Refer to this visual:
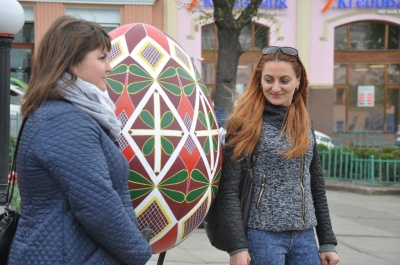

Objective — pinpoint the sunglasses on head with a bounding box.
[262,46,298,57]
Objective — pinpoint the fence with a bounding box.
[332,130,399,149]
[7,129,400,187]
[319,131,400,187]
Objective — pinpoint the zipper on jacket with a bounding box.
[300,156,305,228]
[256,175,267,209]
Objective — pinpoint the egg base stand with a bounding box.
[157,251,166,265]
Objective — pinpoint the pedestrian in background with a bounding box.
[8,16,152,265]
[217,46,340,265]
[214,103,228,146]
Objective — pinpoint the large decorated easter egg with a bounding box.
[106,23,222,254]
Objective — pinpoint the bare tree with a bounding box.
[182,0,265,114]
[212,0,264,114]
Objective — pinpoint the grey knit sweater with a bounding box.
[247,114,317,232]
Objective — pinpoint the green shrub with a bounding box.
[9,134,15,149]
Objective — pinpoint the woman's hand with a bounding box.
[230,250,251,265]
[320,251,340,265]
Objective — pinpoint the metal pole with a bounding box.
[0,36,13,202]
[157,251,166,265]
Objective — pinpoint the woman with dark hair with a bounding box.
[8,16,152,265]
[217,46,340,265]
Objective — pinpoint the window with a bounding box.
[388,64,400,84]
[10,48,32,84]
[13,23,34,43]
[334,64,346,84]
[201,22,269,98]
[388,25,400,49]
[254,24,268,50]
[350,22,384,50]
[334,22,399,51]
[102,25,119,33]
[201,64,215,84]
[11,22,35,83]
[201,23,269,51]
[334,25,347,51]
[66,8,120,28]
[334,21,400,133]
[202,25,216,50]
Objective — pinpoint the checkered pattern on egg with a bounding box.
[106,23,222,254]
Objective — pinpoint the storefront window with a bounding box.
[335,22,397,51]
[201,23,269,98]
[236,64,251,93]
[388,24,400,49]
[239,24,252,50]
[254,24,269,50]
[202,25,215,50]
[334,21,400,134]
[201,64,215,84]
[102,25,119,33]
[349,22,385,50]
[334,89,346,104]
[10,48,32,84]
[334,64,346,84]
[388,64,400,84]
[11,22,34,84]
[348,64,385,132]
[13,23,34,43]
[386,89,400,133]
[203,23,268,51]
[239,23,268,51]
[334,25,347,50]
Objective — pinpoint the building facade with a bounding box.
[13,0,165,84]
[176,0,400,141]
[13,0,400,140]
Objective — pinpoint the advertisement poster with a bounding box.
[357,85,375,107]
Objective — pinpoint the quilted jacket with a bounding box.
[8,101,152,265]
[217,104,337,255]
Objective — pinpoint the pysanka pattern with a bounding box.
[106,23,222,254]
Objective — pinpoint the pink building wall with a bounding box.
[310,1,400,85]
[175,0,400,85]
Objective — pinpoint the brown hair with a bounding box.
[21,16,111,117]
[225,50,311,160]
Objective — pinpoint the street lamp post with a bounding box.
[0,0,25,203]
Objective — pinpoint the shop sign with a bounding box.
[322,0,400,12]
[188,0,288,11]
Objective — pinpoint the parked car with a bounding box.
[10,79,26,138]
[314,130,334,149]
[10,84,24,114]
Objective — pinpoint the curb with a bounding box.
[325,180,400,196]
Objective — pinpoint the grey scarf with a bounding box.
[57,74,122,141]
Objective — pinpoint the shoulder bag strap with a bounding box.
[5,118,27,208]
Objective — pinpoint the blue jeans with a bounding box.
[248,228,321,265]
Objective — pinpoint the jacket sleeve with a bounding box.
[217,146,249,254]
[310,129,338,247]
[35,111,151,265]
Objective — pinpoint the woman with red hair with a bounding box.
[217,46,340,265]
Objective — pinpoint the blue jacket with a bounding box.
[9,101,152,265]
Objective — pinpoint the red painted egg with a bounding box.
[106,23,222,254]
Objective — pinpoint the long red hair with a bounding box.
[225,50,311,160]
